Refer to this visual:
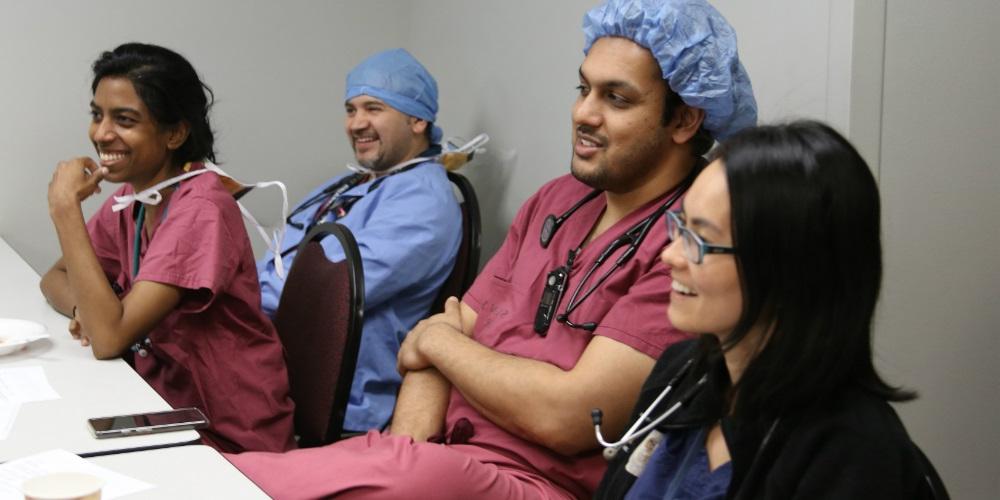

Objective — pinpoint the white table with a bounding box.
[0,237,94,362]
[89,446,269,499]
[0,237,199,461]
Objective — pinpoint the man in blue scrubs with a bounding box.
[257,48,461,433]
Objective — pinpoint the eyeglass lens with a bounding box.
[665,212,702,264]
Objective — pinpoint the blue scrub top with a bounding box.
[258,160,462,431]
[625,428,732,500]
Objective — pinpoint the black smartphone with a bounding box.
[87,407,209,439]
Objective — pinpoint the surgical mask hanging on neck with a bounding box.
[345,133,490,175]
[346,155,430,177]
[110,162,290,278]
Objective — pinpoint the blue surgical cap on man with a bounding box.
[582,0,757,140]
[345,48,442,144]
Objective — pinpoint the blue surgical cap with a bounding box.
[582,0,757,140]
[345,48,442,143]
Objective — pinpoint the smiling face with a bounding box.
[661,160,743,338]
[571,37,673,193]
[89,77,185,191]
[345,95,428,172]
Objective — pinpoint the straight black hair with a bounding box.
[712,120,914,420]
[91,43,216,166]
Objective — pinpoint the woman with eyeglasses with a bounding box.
[594,121,948,499]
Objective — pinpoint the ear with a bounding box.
[166,121,191,151]
[670,105,706,145]
[409,117,429,136]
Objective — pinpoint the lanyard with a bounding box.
[129,192,175,360]
[130,185,177,277]
[132,204,146,278]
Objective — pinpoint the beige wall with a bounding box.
[874,1,1000,497]
[1,0,994,495]
[408,0,854,259]
[0,0,410,271]
[0,1,850,271]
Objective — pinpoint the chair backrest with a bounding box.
[272,223,365,447]
[430,171,482,314]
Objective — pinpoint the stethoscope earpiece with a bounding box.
[591,408,604,426]
[592,408,623,459]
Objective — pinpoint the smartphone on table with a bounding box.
[87,407,209,439]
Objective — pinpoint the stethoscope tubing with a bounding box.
[279,161,433,256]
[593,357,708,456]
[553,172,696,328]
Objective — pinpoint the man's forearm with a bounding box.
[418,327,588,452]
[417,327,654,456]
[389,368,451,440]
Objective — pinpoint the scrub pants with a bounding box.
[226,430,575,499]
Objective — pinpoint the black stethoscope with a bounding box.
[533,173,694,336]
[279,162,425,257]
[284,172,369,232]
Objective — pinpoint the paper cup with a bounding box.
[21,472,103,500]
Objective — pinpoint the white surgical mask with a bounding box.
[345,133,490,175]
[110,162,290,278]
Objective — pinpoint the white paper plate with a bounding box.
[0,318,49,355]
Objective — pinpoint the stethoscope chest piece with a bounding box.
[540,214,559,248]
[539,189,602,249]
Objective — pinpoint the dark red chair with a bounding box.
[429,171,482,314]
[273,222,364,447]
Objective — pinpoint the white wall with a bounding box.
[0,0,849,270]
[0,0,409,271]
[4,1,991,495]
[409,0,853,258]
[874,1,1000,497]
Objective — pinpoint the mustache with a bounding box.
[575,125,606,146]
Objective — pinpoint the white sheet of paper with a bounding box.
[0,449,154,500]
[0,366,60,403]
[0,400,18,440]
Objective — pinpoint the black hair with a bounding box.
[91,43,216,166]
[661,82,713,157]
[712,120,914,420]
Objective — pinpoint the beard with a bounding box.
[353,145,397,172]
[357,155,386,171]
[570,132,666,194]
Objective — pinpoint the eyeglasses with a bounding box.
[664,210,736,264]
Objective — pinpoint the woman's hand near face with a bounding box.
[48,157,106,214]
